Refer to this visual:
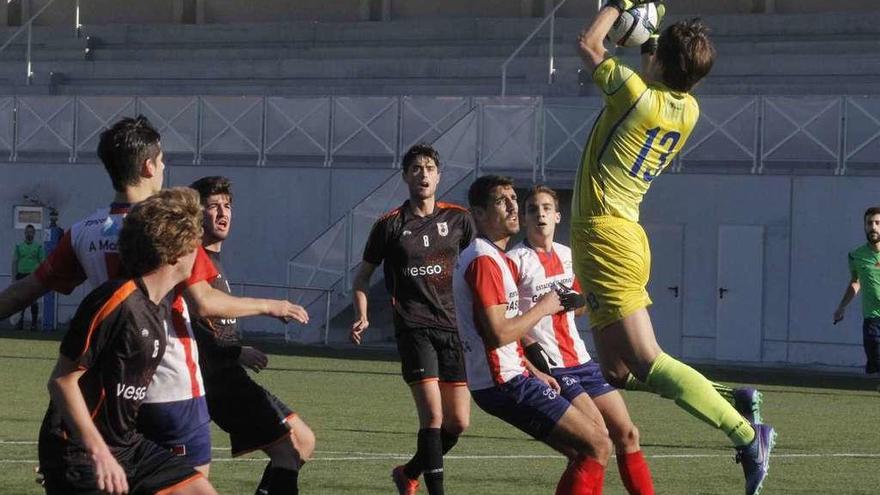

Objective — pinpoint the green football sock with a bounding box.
[645,353,755,447]
[626,373,735,402]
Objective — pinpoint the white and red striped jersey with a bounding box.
[35,204,129,294]
[144,291,207,403]
[35,203,214,403]
[453,237,527,390]
[507,241,591,368]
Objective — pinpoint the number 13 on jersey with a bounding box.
[629,127,681,182]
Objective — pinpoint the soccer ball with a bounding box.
[607,3,660,48]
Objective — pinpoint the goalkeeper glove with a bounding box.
[553,282,587,313]
[605,0,658,13]
[524,342,556,375]
[641,3,665,54]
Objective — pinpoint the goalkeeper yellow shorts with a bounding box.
[571,215,652,330]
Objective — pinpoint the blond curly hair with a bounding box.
[119,187,203,277]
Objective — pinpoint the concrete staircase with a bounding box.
[0,11,878,96]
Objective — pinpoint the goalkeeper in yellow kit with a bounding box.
[573,2,776,494]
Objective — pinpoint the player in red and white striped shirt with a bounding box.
[453,175,611,495]
[508,185,654,495]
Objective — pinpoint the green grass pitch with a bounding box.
[1,332,878,494]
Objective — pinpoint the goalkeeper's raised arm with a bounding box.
[577,1,665,75]
[576,3,623,72]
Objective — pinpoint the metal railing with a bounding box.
[0,0,82,85]
[286,101,481,341]
[0,94,874,176]
[501,1,610,96]
[229,282,334,345]
[501,0,571,96]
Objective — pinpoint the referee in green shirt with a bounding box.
[834,207,880,376]
[11,224,44,330]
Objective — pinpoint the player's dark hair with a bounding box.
[524,185,559,211]
[864,207,880,220]
[468,175,515,209]
[190,176,233,204]
[656,18,715,93]
[97,115,161,192]
[24,224,35,232]
[401,143,441,173]
[119,188,203,277]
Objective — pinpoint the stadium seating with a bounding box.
[0,11,878,96]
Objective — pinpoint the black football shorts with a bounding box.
[396,327,466,385]
[41,438,200,495]
[205,366,296,456]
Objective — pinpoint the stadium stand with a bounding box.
[0,10,877,96]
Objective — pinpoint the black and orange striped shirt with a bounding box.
[363,200,475,332]
[192,249,243,377]
[38,278,169,466]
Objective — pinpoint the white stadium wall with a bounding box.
[0,162,395,323]
[554,175,867,371]
[0,163,874,371]
[166,165,396,287]
[639,174,871,371]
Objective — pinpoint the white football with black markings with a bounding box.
[607,3,660,48]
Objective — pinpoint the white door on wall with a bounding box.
[716,225,764,361]
[644,223,684,356]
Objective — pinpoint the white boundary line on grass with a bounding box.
[3,441,879,461]
[1,450,879,464]
[4,440,880,461]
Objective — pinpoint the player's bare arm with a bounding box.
[0,274,50,319]
[47,356,129,495]
[350,261,378,344]
[577,4,622,72]
[474,291,563,348]
[833,274,860,324]
[184,280,309,324]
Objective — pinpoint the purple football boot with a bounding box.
[736,423,777,495]
[733,387,763,424]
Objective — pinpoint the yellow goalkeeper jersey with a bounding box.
[573,57,699,223]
